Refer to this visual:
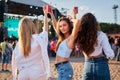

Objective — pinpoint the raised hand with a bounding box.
[43,6,48,16]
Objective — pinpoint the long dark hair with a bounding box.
[76,13,100,55]
[55,17,73,51]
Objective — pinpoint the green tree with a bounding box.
[100,23,120,34]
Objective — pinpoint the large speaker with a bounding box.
[0,1,4,22]
[0,13,4,22]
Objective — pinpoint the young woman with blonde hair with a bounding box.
[49,9,81,80]
[12,7,51,80]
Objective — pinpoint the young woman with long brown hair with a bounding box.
[76,13,114,80]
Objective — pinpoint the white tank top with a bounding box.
[57,40,72,58]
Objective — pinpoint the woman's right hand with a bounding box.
[43,6,48,16]
[43,6,48,31]
[47,8,55,20]
[48,8,54,16]
[72,8,77,19]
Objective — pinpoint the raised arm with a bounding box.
[43,6,48,32]
[70,9,81,41]
[71,18,81,40]
[73,8,77,19]
[49,10,58,33]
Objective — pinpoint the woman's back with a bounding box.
[12,31,50,80]
[12,7,51,80]
[87,31,114,59]
[14,38,42,66]
[13,35,47,79]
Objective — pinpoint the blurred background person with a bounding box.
[0,37,11,72]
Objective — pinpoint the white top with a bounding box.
[87,31,114,59]
[57,40,72,58]
[12,31,51,80]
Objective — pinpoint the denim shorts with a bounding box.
[2,52,9,64]
[82,57,110,80]
[55,61,73,80]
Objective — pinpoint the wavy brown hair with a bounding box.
[76,13,100,55]
[55,17,73,51]
[18,17,37,57]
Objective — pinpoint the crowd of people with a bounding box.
[108,36,120,61]
[0,37,17,72]
[0,5,119,80]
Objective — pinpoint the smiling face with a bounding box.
[57,17,73,40]
[56,17,73,51]
[59,20,70,35]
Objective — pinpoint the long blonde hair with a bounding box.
[55,17,73,51]
[18,17,37,57]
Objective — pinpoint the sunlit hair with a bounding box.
[55,17,73,51]
[18,17,37,57]
[76,13,100,55]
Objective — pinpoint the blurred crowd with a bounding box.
[0,37,18,72]
[108,36,120,61]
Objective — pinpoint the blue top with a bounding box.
[57,40,72,58]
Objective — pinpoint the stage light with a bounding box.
[30,5,33,8]
[36,7,38,9]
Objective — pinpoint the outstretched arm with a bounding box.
[70,9,81,41]
[71,19,81,40]
[43,6,48,32]
[49,10,58,33]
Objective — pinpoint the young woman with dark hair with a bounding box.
[76,13,114,80]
